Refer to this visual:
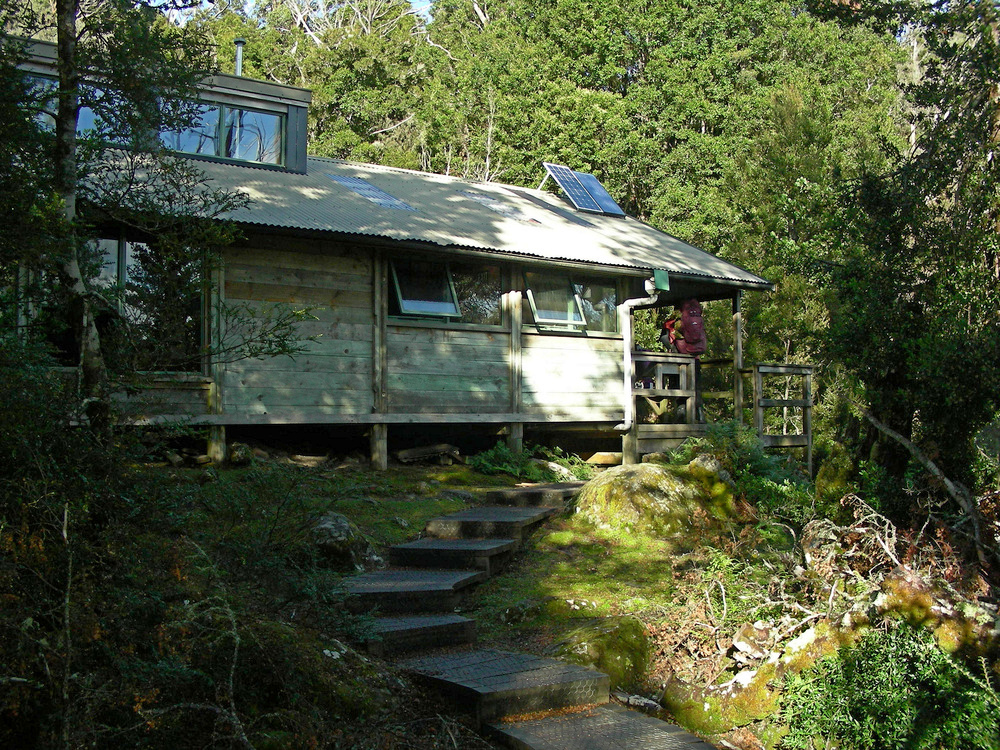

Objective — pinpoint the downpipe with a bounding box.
[614,282,663,432]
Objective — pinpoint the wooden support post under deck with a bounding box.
[371,252,389,470]
[622,428,638,465]
[733,291,744,424]
[207,426,227,463]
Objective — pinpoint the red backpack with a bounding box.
[660,298,706,356]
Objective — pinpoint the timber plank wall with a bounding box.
[164,236,631,428]
[221,239,375,419]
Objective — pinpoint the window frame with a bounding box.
[164,101,285,167]
[523,270,588,331]
[390,258,463,319]
[25,73,287,167]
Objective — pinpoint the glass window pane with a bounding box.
[525,271,583,325]
[452,262,502,325]
[26,75,57,130]
[91,238,120,288]
[161,104,220,156]
[223,107,282,164]
[574,277,617,332]
[392,259,460,316]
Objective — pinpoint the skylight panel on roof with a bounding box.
[461,190,540,224]
[326,174,416,211]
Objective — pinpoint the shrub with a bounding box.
[781,623,1000,750]
[469,441,593,481]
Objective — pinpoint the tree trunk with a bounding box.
[56,0,110,432]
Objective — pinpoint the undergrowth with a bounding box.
[468,441,593,481]
[782,623,1000,750]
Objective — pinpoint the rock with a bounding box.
[575,463,734,537]
[312,512,384,571]
[228,442,254,466]
[529,458,576,481]
[500,596,555,624]
[687,454,735,490]
[549,616,650,691]
[252,446,270,460]
[291,454,328,467]
[640,452,671,463]
[193,454,212,465]
[165,451,184,467]
[612,690,661,712]
[441,489,475,503]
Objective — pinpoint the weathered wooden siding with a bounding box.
[385,326,511,414]
[221,243,375,418]
[520,333,623,420]
[114,375,213,419]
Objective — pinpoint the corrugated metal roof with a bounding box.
[194,156,770,289]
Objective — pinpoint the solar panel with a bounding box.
[326,174,416,212]
[574,171,626,217]
[543,162,603,213]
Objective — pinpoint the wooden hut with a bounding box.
[23,40,814,468]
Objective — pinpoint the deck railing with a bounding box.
[625,353,813,469]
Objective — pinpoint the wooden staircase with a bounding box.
[343,482,717,749]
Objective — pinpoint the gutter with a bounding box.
[614,279,664,432]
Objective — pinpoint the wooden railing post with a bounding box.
[732,292,744,424]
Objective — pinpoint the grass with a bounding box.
[465,512,685,650]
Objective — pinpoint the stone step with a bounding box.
[344,569,487,614]
[400,649,609,725]
[389,538,518,576]
[487,703,717,750]
[424,506,559,541]
[484,482,586,508]
[365,614,477,657]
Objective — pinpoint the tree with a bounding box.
[824,1,1000,489]
[4,0,312,430]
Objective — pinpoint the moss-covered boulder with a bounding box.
[549,616,651,691]
[574,462,735,537]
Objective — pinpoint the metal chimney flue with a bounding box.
[234,37,246,77]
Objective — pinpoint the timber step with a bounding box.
[343,569,487,614]
[488,703,718,750]
[400,648,610,725]
[366,614,476,657]
[484,482,586,508]
[388,537,518,575]
[424,506,559,541]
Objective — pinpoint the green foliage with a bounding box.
[673,421,797,484]
[468,441,592,481]
[781,624,1000,750]
[669,421,829,526]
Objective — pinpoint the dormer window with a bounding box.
[161,103,283,166]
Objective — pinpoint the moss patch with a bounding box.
[549,616,651,691]
[574,463,735,538]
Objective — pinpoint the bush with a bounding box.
[670,421,820,524]
[781,624,1000,750]
[468,441,592,481]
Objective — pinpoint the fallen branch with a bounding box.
[861,408,993,568]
